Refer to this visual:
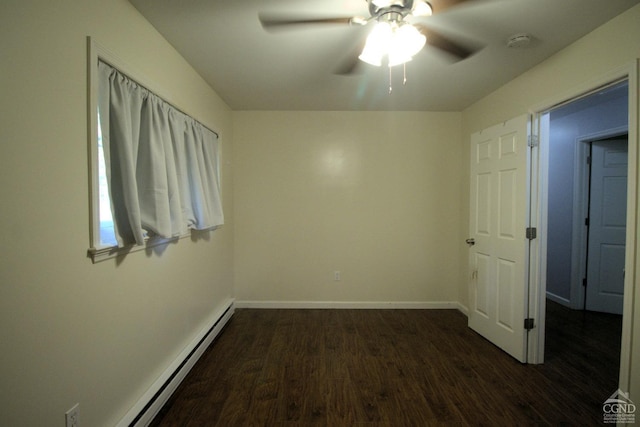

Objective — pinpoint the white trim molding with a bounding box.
[234,300,460,310]
[545,291,571,308]
[456,302,469,316]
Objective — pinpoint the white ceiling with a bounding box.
[129,0,640,111]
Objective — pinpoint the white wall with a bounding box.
[233,111,465,306]
[0,1,233,425]
[462,3,640,399]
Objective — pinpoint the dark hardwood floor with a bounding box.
[150,302,622,426]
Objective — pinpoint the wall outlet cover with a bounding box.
[65,403,79,427]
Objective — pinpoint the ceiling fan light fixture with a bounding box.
[371,0,402,9]
[412,0,433,17]
[392,23,426,59]
[358,47,383,66]
[350,16,369,26]
[360,20,426,67]
[388,51,413,67]
[359,21,392,66]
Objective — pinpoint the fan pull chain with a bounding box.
[388,64,409,95]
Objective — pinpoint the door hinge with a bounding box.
[528,135,539,147]
[524,318,535,330]
[582,278,587,288]
[585,217,590,227]
[526,227,537,240]
[587,155,591,165]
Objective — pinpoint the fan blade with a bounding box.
[334,37,367,75]
[259,14,354,30]
[428,0,483,14]
[334,55,362,75]
[415,24,479,60]
[333,56,362,76]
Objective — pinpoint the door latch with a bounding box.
[465,238,475,246]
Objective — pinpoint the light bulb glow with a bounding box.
[392,23,426,58]
[358,21,392,66]
[359,21,426,67]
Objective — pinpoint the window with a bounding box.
[88,39,223,262]
[97,114,118,247]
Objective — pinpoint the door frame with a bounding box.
[527,60,638,395]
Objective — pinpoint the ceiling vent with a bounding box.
[507,33,532,48]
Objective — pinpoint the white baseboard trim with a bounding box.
[456,302,469,316]
[546,291,572,308]
[117,298,235,427]
[235,300,460,310]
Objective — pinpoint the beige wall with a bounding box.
[2,0,640,424]
[461,4,640,398]
[233,111,465,305]
[0,1,233,426]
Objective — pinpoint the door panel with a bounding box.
[499,168,517,238]
[475,252,490,316]
[497,258,516,330]
[476,173,491,235]
[469,115,530,363]
[586,138,627,314]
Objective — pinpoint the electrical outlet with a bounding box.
[65,403,79,427]
[334,271,341,281]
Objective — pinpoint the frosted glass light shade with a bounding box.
[358,22,392,66]
[388,23,426,66]
[412,0,433,17]
[359,21,426,67]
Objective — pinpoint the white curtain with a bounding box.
[98,61,223,247]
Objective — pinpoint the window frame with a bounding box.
[86,37,222,263]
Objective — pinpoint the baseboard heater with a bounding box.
[117,298,235,427]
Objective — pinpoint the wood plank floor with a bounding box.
[150,302,622,426]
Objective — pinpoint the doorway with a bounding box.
[465,68,637,399]
[538,80,628,392]
[544,81,629,312]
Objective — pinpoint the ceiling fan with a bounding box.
[259,0,483,74]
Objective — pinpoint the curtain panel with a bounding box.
[98,61,223,247]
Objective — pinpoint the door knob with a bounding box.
[465,238,475,246]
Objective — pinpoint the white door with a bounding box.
[468,115,530,363]
[586,138,628,314]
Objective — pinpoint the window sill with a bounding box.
[87,226,222,263]
[87,235,179,263]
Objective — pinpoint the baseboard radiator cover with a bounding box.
[117,298,235,427]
